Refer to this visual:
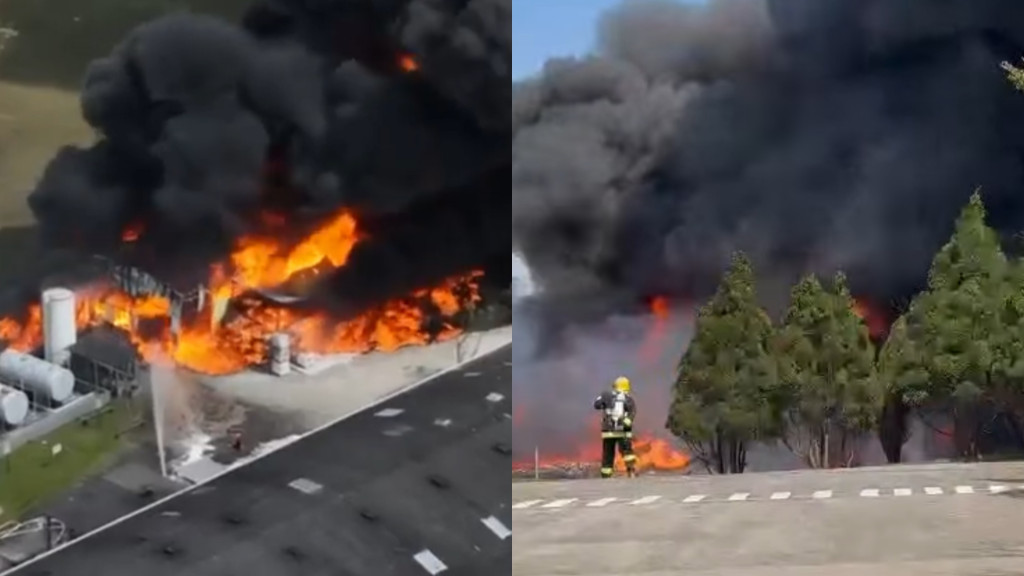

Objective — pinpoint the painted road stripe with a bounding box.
[955,486,974,495]
[630,496,662,506]
[989,485,1009,494]
[512,500,543,509]
[541,499,577,509]
[860,489,880,498]
[812,490,833,499]
[587,498,618,508]
[727,493,750,502]
[924,487,943,495]
[770,492,791,500]
[893,488,912,497]
[481,516,511,540]
[683,495,707,503]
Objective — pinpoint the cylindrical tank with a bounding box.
[42,288,77,366]
[268,333,291,376]
[0,384,28,426]
[0,350,74,404]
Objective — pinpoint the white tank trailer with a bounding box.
[0,383,28,427]
[0,350,74,404]
[268,332,291,376]
[42,287,77,366]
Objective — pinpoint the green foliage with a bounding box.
[775,273,881,467]
[890,192,1007,409]
[666,253,779,473]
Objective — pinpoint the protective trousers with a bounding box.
[600,435,637,478]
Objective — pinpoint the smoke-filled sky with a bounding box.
[513,0,1024,317]
[27,0,510,311]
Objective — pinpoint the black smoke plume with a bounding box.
[28,0,510,309]
[513,0,1024,318]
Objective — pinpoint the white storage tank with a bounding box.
[42,287,77,366]
[0,350,74,404]
[268,333,291,376]
[0,384,28,427]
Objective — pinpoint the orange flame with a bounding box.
[0,210,481,375]
[852,298,889,340]
[399,55,419,72]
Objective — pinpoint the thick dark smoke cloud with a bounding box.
[513,0,1024,315]
[28,0,510,303]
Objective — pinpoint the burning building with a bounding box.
[0,0,510,376]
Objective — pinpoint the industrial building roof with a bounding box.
[16,345,511,576]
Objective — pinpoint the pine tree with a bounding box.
[666,253,779,474]
[775,273,881,468]
[892,191,1007,458]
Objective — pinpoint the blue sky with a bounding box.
[512,0,626,79]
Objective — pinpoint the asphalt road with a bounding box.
[513,462,1024,575]
[13,345,511,575]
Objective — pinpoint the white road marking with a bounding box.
[859,489,880,498]
[893,488,912,497]
[413,549,448,574]
[512,500,543,509]
[485,392,504,402]
[812,490,833,499]
[541,499,578,509]
[924,487,943,496]
[481,516,511,540]
[989,485,1009,494]
[683,495,706,503]
[288,478,324,495]
[727,493,750,502]
[955,486,975,495]
[586,498,618,507]
[375,408,404,418]
[770,492,791,500]
[630,496,662,506]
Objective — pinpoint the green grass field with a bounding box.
[0,403,136,522]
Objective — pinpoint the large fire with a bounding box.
[0,210,481,375]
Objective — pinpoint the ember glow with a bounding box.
[0,210,481,375]
[852,299,890,340]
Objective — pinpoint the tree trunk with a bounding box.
[878,392,908,463]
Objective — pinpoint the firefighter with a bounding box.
[594,376,638,478]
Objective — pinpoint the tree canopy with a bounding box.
[666,253,779,474]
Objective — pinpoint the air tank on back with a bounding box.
[0,383,28,426]
[42,287,76,366]
[0,350,74,404]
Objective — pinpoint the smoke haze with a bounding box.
[513,0,1024,315]
[27,0,510,310]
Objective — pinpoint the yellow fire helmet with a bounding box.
[613,376,631,393]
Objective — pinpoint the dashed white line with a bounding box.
[683,495,707,503]
[859,489,880,498]
[924,487,943,496]
[812,490,833,499]
[770,492,791,500]
[541,499,578,509]
[989,485,1009,494]
[481,516,511,540]
[727,493,750,502]
[587,498,618,508]
[512,500,543,509]
[893,488,912,497]
[375,408,404,418]
[413,549,448,574]
[955,486,975,495]
[630,496,662,506]
[485,392,504,402]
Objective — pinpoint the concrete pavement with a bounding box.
[513,462,1024,575]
